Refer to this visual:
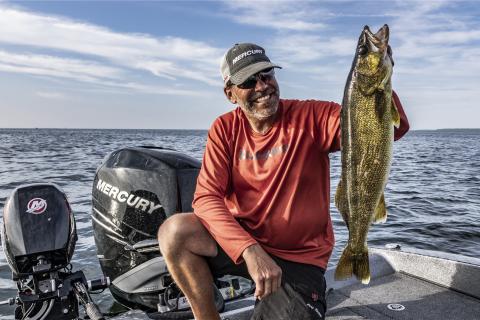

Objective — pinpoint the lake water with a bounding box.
[1,128,479,318]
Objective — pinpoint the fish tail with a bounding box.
[353,246,371,284]
[335,245,354,281]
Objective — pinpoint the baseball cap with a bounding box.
[220,43,281,86]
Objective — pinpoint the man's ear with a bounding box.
[224,86,237,104]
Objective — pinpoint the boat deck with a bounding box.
[219,246,480,320]
[326,271,480,319]
[220,272,480,320]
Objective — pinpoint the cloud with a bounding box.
[388,1,480,88]
[0,4,223,88]
[221,0,326,31]
[0,50,124,81]
[0,49,208,97]
[36,91,66,99]
[102,81,209,96]
[270,34,355,65]
[266,1,480,94]
[423,30,480,45]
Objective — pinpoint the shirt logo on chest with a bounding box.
[238,144,289,161]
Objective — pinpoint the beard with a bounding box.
[241,89,280,121]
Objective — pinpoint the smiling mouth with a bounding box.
[255,94,271,103]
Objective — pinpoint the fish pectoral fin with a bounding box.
[378,63,393,91]
[391,98,400,128]
[335,180,350,230]
[373,193,388,223]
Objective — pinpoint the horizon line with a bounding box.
[1,127,480,131]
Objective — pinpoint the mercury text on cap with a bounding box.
[232,49,263,65]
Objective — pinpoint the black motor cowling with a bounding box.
[0,184,102,320]
[91,146,201,311]
[2,183,77,278]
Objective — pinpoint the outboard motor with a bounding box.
[1,183,107,320]
[91,146,227,318]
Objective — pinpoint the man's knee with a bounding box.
[158,213,191,253]
[158,213,217,258]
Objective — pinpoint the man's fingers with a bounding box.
[254,277,264,299]
[263,276,272,298]
[257,269,282,299]
[271,275,280,294]
[270,269,281,295]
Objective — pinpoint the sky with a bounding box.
[0,0,479,130]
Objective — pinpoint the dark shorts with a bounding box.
[208,245,327,319]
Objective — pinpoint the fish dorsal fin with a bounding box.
[391,97,400,128]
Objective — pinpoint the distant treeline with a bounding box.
[413,128,480,134]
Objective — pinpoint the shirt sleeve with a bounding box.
[192,118,257,264]
[392,90,410,141]
[311,100,342,153]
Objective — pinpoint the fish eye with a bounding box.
[358,46,368,55]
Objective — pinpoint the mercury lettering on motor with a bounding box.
[96,179,162,214]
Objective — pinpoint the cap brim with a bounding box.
[229,61,281,85]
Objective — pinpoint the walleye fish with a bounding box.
[334,24,400,284]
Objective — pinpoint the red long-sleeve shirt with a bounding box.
[193,92,409,269]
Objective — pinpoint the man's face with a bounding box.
[225,68,280,121]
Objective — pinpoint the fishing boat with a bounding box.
[4,146,478,319]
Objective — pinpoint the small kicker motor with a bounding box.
[1,183,109,320]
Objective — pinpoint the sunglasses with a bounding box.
[236,68,275,89]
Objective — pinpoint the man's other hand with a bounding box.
[242,244,282,300]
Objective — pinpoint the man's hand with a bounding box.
[242,244,282,300]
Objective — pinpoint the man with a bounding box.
[158,43,409,319]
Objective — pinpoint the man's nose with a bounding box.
[254,76,268,91]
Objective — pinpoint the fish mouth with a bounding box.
[365,24,389,43]
[360,24,389,53]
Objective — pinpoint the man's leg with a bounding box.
[157,212,220,320]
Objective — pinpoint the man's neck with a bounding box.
[244,112,279,134]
